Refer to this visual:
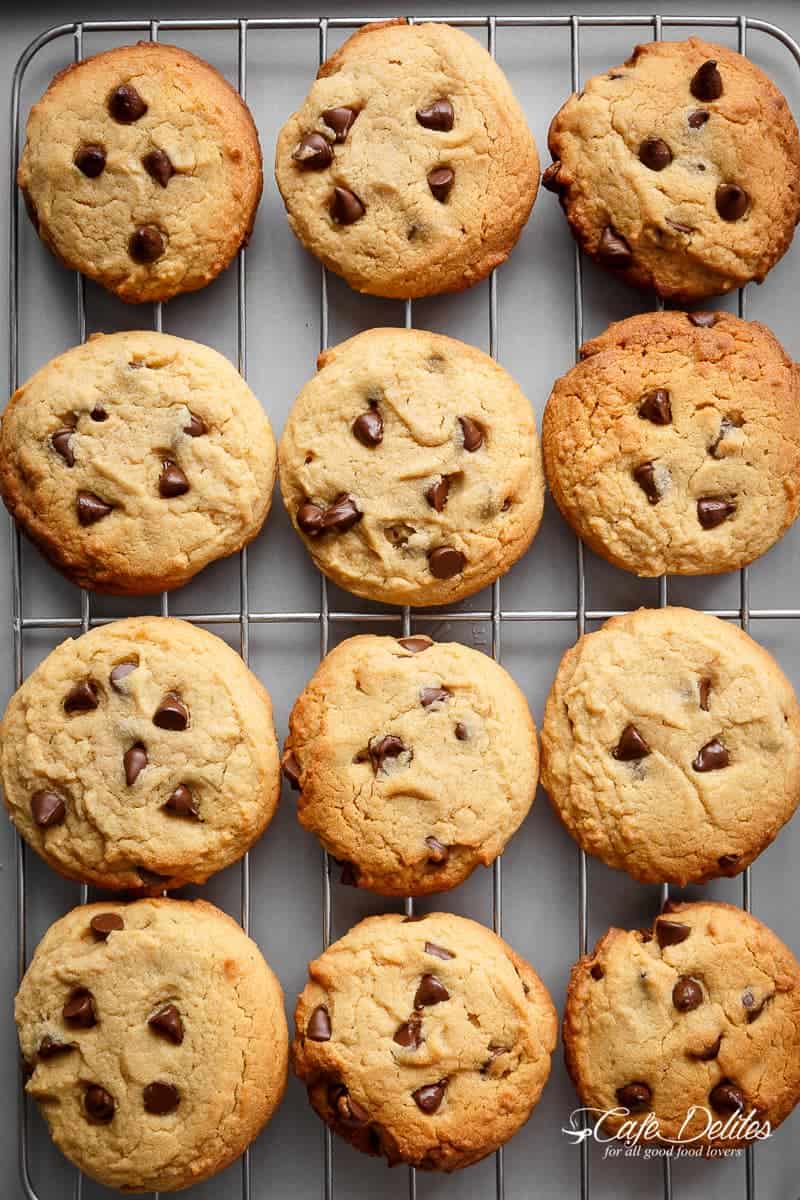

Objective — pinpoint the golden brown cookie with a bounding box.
[292,912,557,1169]
[18,41,262,302]
[275,19,539,298]
[545,38,800,301]
[16,898,288,1192]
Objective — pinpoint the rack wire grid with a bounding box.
[8,10,800,1200]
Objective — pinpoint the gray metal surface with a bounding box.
[2,5,799,1199]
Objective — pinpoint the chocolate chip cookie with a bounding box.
[275,19,539,298]
[541,607,800,885]
[0,616,281,890]
[292,911,556,1169]
[283,634,538,895]
[278,327,544,606]
[545,38,800,301]
[542,311,800,577]
[16,898,288,1191]
[564,901,800,1147]
[18,41,262,303]
[0,330,276,594]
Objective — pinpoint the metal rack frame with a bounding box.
[9,11,800,1200]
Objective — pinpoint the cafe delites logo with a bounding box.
[562,1101,773,1161]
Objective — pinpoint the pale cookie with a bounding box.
[275,19,539,298]
[541,607,800,885]
[0,617,280,891]
[279,327,544,606]
[564,901,800,1147]
[542,310,800,577]
[16,898,288,1192]
[292,912,556,1169]
[0,330,276,594]
[19,41,262,303]
[283,633,538,895]
[545,38,800,301]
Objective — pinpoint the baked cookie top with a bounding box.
[545,38,800,301]
[0,617,280,890]
[0,330,276,594]
[564,901,800,1147]
[18,41,263,303]
[292,912,557,1170]
[278,327,544,606]
[283,634,538,895]
[16,898,288,1192]
[274,19,539,298]
[541,607,800,885]
[542,310,800,577]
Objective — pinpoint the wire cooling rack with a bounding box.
[9,11,800,1200]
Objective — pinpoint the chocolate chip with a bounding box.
[85,1084,115,1122]
[368,734,408,773]
[416,99,454,131]
[51,428,75,466]
[153,694,189,731]
[692,1034,723,1061]
[413,1080,446,1114]
[328,1084,368,1126]
[138,867,170,886]
[690,60,723,102]
[428,546,465,579]
[110,661,137,691]
[428,167,454,201]
[414,974,449,1008]
[710,1081,744,1115]
[143,1081,180,1115]
[330,186,365,225]
[129,225,165,263]
[91,406,108,422]
[639,138,672,171]
[64,680,99,713]
[308,1005,332,1041]
[141,148,174,188]
[420,686,450,709]
[425,476,449,512]
[321,494,362,533]
[108,83,147,123]
[339,861,358,886]
[613,724,650,761]
[692,738,729,772]
[297,502,326,535]
[163,784,199,819]
[425,835,449,865]
[699,678,711,711]
[322,107,358,142]
[590,963,604,980]
[616,1082,651,1112]
[124,743,148,786]
[542,161,562,192]
[31,790,66,828]
[718,853,740,870]
[90,913,123,940]
[652,916,690,945]
[394,1013,423,1048]
[633,462,661,504]
[292,132,333,169]
[74,144,106,178]
[598,226,632,268]
[159,460,190,498]
[454,722,468,741]
[716,184,749,222]
[459,416,483,452]
[697,497,736,529]
[184,412,206,437]
[689,311,718,327]
[63,988,96,1028]
[353,408,383,447]
[38,1035,74,1059]
[667,218,694,235]
[398,636,433,654]
[77,491,113,525]
[673,976,703,1012]
[148,1003,184,1044]
[424,942,454,960]
[282,752,301,791]
[688,109,710,129]
[638,389,671,425]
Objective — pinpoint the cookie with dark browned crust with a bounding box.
[545,38,800,301]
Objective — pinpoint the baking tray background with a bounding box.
[3,6,800,1199]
